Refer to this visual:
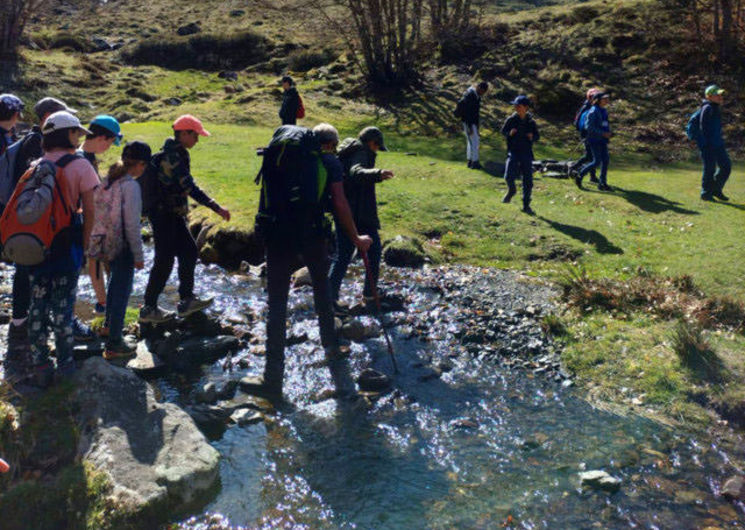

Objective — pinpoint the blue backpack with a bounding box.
[0,139,22,207]
[578,110,591,135]
[686,105,706,142]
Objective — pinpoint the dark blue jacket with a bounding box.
[501,112,540,157]
[459,87,481,127]
[699,101,724,149]
[279,87,300,125]
[586,105,610,143]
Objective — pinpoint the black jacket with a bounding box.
[279,87,300,125]
[501,112,540,156]
[459,87,481,127]
[339,139,383,230]
[13,125,43,187]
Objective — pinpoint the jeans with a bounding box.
[144,211,197,307]
[329,224,382,302]
[580,141,610,185]
[700,145,731,197]
[12,265,30,320]
[105,249,135,345]
[28,268,79,368]
[572,140,596,178]
[504,152,534,207]
[463,123,480,162]
[264,235,337,385]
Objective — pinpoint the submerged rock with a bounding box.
[176,336,240,365]
[74,358,219,517]
[357,368,391,392]
[579,470,622,493]
[341,319,380,342]
[231,409,263,427]
[722,475,745,501]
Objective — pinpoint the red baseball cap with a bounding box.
[173,114,211,137]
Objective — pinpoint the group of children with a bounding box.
[0,93,229,388]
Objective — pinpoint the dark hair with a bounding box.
[86,123,116,140]
[0,108,18,121]
[477,81,489,91]
[42,128,76,151]
[281,75,294,85]
[174,129,195,141]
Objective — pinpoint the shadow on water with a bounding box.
[613,186,700,215]
[539,215,624,255]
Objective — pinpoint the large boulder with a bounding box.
[383,235,426,268]
[74,358,220,518]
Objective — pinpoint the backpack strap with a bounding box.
[56,153,84,168]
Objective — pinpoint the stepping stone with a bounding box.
[127,342,166,378]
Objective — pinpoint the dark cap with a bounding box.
[511,95,532,107]
[593,91,610,102]
[34,97,76,120]
[0,94,25,118]
[122,141,152,163]
[359,126,387,151]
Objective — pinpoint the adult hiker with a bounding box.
[576,92,613,191]
[456,81,488,169]
[139,114,231,323]
[89,141,150,360]
[79,114,123,317]
[696,85,731,201]
[329,126,393,309]
[6,111,99,387]
[242,123,372,398]
[500,95,540,215]
[5,97,75,367]
[279,76,303,126]
[570,88,600,184]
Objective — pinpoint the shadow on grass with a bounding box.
[714,201,745,212]
[613,186,699,215]
[538,216,624,255]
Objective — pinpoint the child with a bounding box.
[26,111,99,387]
[571,88,600,186]
[501,95,540,215]
[577,92,613,191]
[96,142,149,359]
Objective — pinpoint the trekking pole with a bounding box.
[360,250,399,374]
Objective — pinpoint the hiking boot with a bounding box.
[502,190,515,204]
[139,305,176,324]
[598,183,613,192]
[574,174,584,189]
[701,194,714,201]
[30,362,55,389]
[470,161,483,170]
[73,317,96,342]
[589,175,600,184]
[177,296,214,318]
[103,340,137,361]
[467,161,473,169]
[239,375,282,398]
[522,205,536,215]
[94,303,107,315]
[714,191,730,201]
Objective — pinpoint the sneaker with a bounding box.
[30,362,55,389]
[574,174,584,189]
[73,317,96,342]
[470,161,483,170]
[598,183,613,192]
[467,161,473,169]
[103,340,137,361]
[589,175,600,184]
[701,194,714,201]
[502,191,515,204]
[177,296,214,318]
[239,375,282,398]
[94,303,107,315]
[139,305,176,324]
[714,191,730,201]
[522,206,536,215]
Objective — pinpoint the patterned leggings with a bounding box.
[28,269,79,368]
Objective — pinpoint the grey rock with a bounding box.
[579,470,622,493]
[341,319,380,342]
[74,358,219,515]
[230,9,246,16]
[292,266,312,287]
[177,22,201,36]
[177,336,240,365]
[126,343,165,377]
[90,37,113,52]
[357,368,391,392]
[722,475,745,501]
[217,380,239,400]
[218,71,239,81]
[195,382,218,404]
[231,409,263,427]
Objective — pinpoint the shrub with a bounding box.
[541,314,568,337]
[48,32,92,53]
[569,6,600,24]
[670,320,725,381]
[123,31,271,71]
[287,48,337,72]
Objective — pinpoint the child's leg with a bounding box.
[88,259,107,308]
[49,270,79,369]
[521,157,534,207]
[28,271,53,367]
[107,251,135,345]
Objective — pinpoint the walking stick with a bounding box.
[360,250,399,374]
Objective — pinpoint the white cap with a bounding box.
[42,111,92,136]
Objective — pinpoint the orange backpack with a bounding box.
[0,154,78,266]
[296,94,306,120]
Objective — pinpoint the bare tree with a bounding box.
[0,0,47,59]
[429,0,472,38]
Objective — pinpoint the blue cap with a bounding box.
[511,95,532,107]
[0,94,25,116]
[90,114,123,146]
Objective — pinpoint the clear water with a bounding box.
[19,250,745,528]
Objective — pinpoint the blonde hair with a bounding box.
[313,123,339,145]
[107,157,140,184]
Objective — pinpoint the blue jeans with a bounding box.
[329,224,382,301]
[700,145,731,197]
[580,141,609,185]
[572,140,596,178]
[504,152,534,207]
[105,249,135,345]
[28,268,79,368]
